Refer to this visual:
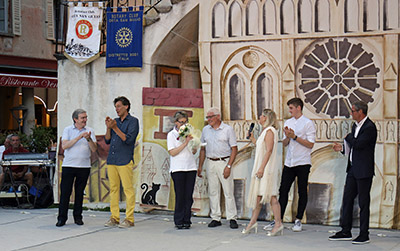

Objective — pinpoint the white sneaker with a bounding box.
[292,219,302,232]
[263,221,275,231]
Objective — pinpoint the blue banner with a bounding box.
[106,7,143,70]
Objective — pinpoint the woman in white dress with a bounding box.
[242,109,283,236]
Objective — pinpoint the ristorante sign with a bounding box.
[0,74,57,88]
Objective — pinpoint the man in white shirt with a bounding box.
[56,109,97,227]
[198,107,239,229]
[266,98,315,232]
[0,134,12,161]
[0,135,12,176]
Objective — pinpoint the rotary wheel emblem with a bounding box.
[298,38,380,118]
[115,27,133,48]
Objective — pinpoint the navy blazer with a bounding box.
[345,117,377,179]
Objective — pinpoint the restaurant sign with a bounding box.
[0,74,57,88]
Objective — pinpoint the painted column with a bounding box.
[281,38,296,222]
[380,34,398,228]
[22,87,35,136]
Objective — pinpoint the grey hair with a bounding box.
[174,111,189,122]
[207,107,221,116]
[6,134,13,140]
[353,101,368,115]
[72,109,87,123]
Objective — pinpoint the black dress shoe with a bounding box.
[183,223,191,229]
[208,220,222,227]
[328,231,352,241]
[352,235,370,244]
[56,220,66,227]
[230,219,238,229]
[74,219,84,225]
[175,224,184,229]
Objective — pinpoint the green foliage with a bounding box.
[26,126,57,153]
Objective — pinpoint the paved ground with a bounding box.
[0,208,399,251]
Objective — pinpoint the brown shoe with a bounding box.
[104,218,119,227]
[119,219,135,228]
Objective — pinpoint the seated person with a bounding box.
[0,134,12,160]
[0,135,33,188]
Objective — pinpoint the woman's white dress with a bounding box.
[247,126,281,209]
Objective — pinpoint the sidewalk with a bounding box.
[0,208,399,251]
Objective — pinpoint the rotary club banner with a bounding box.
[64,4,103,66]
[106,7,143,71]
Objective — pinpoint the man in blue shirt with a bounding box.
[104,96,139,228]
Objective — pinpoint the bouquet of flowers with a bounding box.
[177,123,202,153]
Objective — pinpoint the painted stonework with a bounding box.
[56,0,400,229]
[199,0,399,228]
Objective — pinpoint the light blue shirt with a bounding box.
[200,122,237,158]
[62,125,96,168]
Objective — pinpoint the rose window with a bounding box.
[298,38,380,118]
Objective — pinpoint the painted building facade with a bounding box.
[57,0,400,229]
[0,0,58,133]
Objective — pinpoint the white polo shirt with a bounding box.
[62,125,96,168]
[200,122,237,158]
[167,128,197,173]
[284,115,316,167]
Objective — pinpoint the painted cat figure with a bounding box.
[141,182,160,205]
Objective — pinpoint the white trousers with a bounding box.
[206,159,237,221]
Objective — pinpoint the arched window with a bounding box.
[212,2,225,38]
[384,0,398,30]
[246,0,259,35]
[345,0,359,32]
[256,73,272,116]
[281,0,295,34]
[263,0,276,34]
[315,0,330,32]
[364,0,379,31]
[230,74,245,120]
[298,0,312,33]
[229,1,242,37]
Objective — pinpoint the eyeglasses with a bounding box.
[206,115,217,119]
[177,120,187,124]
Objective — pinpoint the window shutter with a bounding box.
[46,0,54,40]
[12,0,21,35]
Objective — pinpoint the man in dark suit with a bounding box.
[329,101,377,245]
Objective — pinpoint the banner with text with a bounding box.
[64,5,103,67]
[0,74,57,88]
[106,7,143,71]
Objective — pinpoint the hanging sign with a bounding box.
[106,6,143,71]
[64,4,103,66]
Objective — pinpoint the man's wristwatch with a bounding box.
[293,135,298,141]
[226,164,231,169]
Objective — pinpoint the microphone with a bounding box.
[246,123,255,139]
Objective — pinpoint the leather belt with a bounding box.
[207,156,230,161]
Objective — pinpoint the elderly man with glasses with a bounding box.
[198,107,239,229]
[330,101,377,245]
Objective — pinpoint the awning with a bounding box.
[0,73,57,88]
